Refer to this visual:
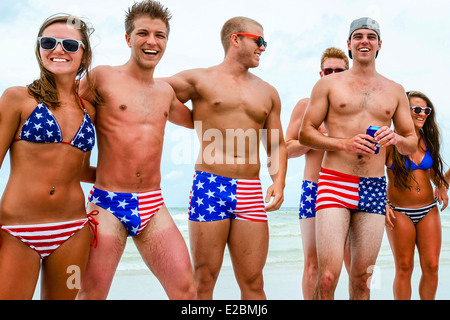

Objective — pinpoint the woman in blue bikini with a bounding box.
[0,14,98,299]
[385,91,449,299]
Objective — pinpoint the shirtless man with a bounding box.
[76,0,196,299]
[286,47,350,299]
[300,17,417,300]
[165,16,287,299]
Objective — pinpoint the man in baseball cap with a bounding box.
[348,17,381,59]
[299,15,417,300]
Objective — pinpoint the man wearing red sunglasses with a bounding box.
[165,16,286,300]
[300,17,417,300]
[285,47,350,299]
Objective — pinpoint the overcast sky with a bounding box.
[1,0,449,208]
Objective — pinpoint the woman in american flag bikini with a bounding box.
[0,14,98,299]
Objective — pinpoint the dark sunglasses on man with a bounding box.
[322,68,346,76]
[230,33,267,48]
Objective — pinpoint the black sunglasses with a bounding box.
[323,68,346,76]
[410,106,432,115]
[38,36,85,53]
[230,33,267,48]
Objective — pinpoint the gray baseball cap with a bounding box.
[348,17,381,39]
[348,17,381,59]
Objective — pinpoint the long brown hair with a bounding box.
[391,91,448,190]
[27,14,97,108]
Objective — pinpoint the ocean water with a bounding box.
[108,206,450,300]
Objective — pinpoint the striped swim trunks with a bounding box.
[88,187,164,236]
[316,168,387,215]
[188,171,267,222]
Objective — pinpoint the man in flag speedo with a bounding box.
[300,17,417,300]
[165,16,287,299]
[76,1,196,300]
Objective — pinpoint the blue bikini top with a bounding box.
[388,145,433,172]
[16,99,95,152]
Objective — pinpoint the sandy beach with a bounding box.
[102,207,450,300]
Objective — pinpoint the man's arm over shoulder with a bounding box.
[162,68,205,103]
[161,80,193,129]
[79,65,112,105]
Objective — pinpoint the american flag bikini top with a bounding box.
[17,100,95,152]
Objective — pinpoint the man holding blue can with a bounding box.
[300,17,417,300]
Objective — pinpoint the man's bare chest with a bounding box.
[329,83,396,117]
[195,80,271,122]
[99,86,170,124]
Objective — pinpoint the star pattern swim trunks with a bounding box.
[88,187,164,236]
[299,180,318,219]
[188,171,267,222]
[315,168,387,215]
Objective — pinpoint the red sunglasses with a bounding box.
[230,33,267,48]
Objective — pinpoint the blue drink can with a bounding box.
[366,126,380,154]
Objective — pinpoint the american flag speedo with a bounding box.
[88,187,164,236]
[189,171,267,222]
[316,168,386,215]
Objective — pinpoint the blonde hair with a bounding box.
[220,16,263,53]
[320,47,349,70]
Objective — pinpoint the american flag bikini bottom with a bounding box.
[316,168,387,216]
[188,171,267,222]
[0,212,98,259]
[88,187,164,236]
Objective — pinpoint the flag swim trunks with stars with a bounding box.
[88,187,164,236]
[299,180,318,219]
[188,171,267,222]
[315,168,387,215]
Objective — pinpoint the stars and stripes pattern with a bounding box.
[316,168,386,215]
[18,103,95,152]
[299,180,318,219]
[0,219,89,259]
[89,188,164,236]
[189,171,267,222]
